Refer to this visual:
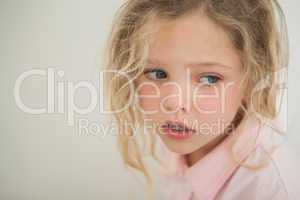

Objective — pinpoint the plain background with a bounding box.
[1,0,299,199]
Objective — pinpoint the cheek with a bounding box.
[193,84,242,117]
[193,86,242,135]
[193,87,222,113]
[223,82,243,113]
[194,97,219,113]
[136,85,160,113]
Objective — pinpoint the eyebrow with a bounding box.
[187,61,233,69]
[146,59,233,69]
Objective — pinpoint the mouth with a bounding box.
[160,120,196,140]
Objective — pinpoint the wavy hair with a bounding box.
[103,0,289,188]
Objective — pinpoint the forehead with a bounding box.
[146,13,241,69]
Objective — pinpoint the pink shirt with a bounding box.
[158,115,299,200]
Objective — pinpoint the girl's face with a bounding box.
[135,13,244,154]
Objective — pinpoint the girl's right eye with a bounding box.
[143,68,168,80]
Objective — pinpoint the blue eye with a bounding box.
[143,68,168,80]
[198,75,220,86]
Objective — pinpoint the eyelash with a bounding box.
[143,68,222,86]
[143,68,168,80]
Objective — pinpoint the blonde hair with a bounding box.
[103,0,289,188]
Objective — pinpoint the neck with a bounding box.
[185,134,228,167]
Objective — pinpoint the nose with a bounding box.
[161,79,191,114]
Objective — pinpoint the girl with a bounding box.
[104,0,297,199]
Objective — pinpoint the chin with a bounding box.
[159,134,202,155]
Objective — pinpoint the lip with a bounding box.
[160,120,196,140]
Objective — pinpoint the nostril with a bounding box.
[180,106,186,112]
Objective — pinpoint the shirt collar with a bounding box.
[159,114,263,200]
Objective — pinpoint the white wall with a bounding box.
[281,1,300,153]
[0,0,299,199]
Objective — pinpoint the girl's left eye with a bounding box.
[198,75,221,86]
[143,68,168,80]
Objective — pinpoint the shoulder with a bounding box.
[217,124,300,200]
[265,139,300,200]
[258,122,300,199]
